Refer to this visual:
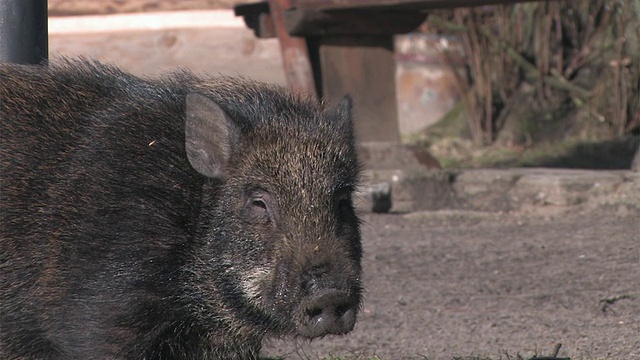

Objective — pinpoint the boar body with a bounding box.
[0,60,362,359]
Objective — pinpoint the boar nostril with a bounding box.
[306,306,323,319]
[335,303,349,317]
[297,289,357,338]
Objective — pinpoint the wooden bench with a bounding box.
[234,0,548,144]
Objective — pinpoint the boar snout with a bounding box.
[297,289,358,338]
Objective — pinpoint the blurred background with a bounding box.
[47,0,639,169]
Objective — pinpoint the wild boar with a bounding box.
[0,59,362,359]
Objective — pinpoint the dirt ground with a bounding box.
[262,207,639,359]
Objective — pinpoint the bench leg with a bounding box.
[311,35,400,143]
[267,0,317,96]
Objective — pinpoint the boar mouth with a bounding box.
[294,288,358,338]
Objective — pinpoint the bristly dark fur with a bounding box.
[0,59,362,359]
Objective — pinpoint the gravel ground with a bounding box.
[263,207,639,359]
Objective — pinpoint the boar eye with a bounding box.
[241,189,273,225]
[251,199,267,211]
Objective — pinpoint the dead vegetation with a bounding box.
[424,0,639,147]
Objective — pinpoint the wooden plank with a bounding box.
[234,2,276,38]
[236,0,559,38]
[267,0,317,95]
[284,8,427,36]
[318,36,400,142]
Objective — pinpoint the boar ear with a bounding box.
[332,95,355,136]
[185,92,239,179]
[334,95,353,119]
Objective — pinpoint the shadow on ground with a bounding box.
[495,136,639,169]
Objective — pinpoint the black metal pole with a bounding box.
[0,0,48,64]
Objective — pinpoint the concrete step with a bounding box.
[358,168,640,213]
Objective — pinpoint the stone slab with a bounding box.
[357,168,640,213]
